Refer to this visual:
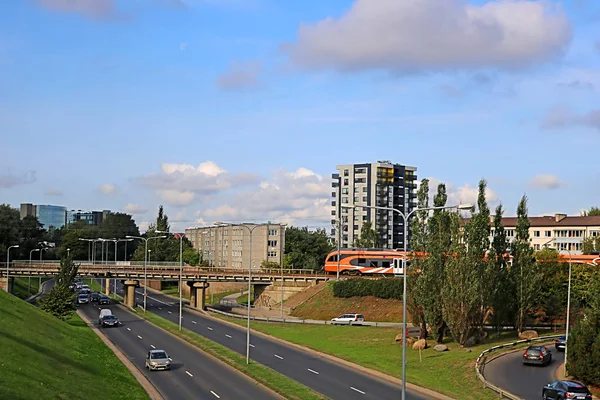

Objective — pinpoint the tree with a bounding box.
[353,221,379,248]
[39,256,79,320]
[284,227,333,271]
[0,204,23,261]
[98,212,141,260]
[511,195,543,334]
[582,236,600,255]
[535,247,566,328]
[487,204,513,335]
[582,207,600,217]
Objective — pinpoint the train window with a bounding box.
[382,261,390,268]
[357,258,366,265]
[328,254,338,262]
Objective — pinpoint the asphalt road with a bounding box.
[110,282,428,400]
[484,345,564,400]
[79,301,279,400]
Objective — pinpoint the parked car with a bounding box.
[90,293,100,302]
[522,345,552,366]
[554,335,568,352]
[98,296,110,305]
[100,315,119,328]
[77,293,90,304]
[542,380,592,399]
[331,314,365,325]
[145,350,171,371]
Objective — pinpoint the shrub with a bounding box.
[568,313,600,385]
[332,278,403,300]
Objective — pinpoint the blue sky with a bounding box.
[1,0,599,232]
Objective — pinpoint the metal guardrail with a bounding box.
[475,334,563,399]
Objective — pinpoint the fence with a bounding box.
[474,334,562,399]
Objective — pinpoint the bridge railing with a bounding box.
[475,334,563,399]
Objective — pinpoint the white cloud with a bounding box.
[0,170,36,188]
[138,221,150,233]
[44,189,63,196]
[529,174,564,189]
[123,203,148,214]
[137,161,258,207]
[180,42,188,51]
[98,183,118,195]
[199,167,331,227]
[283,0,572,73]
[216,61,263,91]
[541,106,600,131]
[425,178,499,209]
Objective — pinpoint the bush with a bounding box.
[332,278,403,300]
[567,314,600,385]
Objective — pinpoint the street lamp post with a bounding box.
[126,235,166,312]
[156,231,185,331]
[563,248,573,378]
[342,202,472,400]
[5,245,20,292]
[29,248,41,294]
[67,248,71,258]
[215,221,269,364]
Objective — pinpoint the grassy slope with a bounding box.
[291,283,404,322]
[0,290,149,400]
[217,315,562,400]
[12,277,48,300]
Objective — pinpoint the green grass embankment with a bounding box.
[215,315,562,400]
[12,277,49,300]
[0,290,149,400]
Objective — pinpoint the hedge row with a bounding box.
[332,278,403,300]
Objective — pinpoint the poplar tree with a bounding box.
[511,195,542,334]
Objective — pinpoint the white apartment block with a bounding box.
[490,213,600,255]
[331,161,417,249]
[185,223,285,269]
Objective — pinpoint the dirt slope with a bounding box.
[285,281,328,310]
[290,283,405,322]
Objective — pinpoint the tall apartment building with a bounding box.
[331,161,417,249]
[67,210,109,226]
[20,203,110,229]
[488,213,600,255]
[185,223,285,269]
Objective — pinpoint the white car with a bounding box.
[331,314,365,326]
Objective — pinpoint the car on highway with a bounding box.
[554,335,568,352]
[98,295,110,305]
[90,293,100,302]
[522,345,552,366]
[330,313,365,325]
[100,315,120,328]
[77,293,90,304]
[542,380,592,399]
[81,284,90,290]
[145,350,171,371]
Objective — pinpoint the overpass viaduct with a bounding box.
[1,261,331,309]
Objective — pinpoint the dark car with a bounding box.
[542,380,592,399]
[101,315,119,328]
[555,335,568,352]
[98,296,110,305]
[90,293,101,302]
[522,345,552,366]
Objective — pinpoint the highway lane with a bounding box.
[484,345,564,400]
[79,301,279,400]
[114,283,429,400]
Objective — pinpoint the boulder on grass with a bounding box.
[394,334,414,347]
[412,339,428,350]
[433,344,448,352]
[464,336,479,347]
[518,330,539,340]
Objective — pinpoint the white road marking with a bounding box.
[168,358,172,361]
[158,307,162,310]
[350,387,366,395]
[137,335,143,340]
[192,321,197,324]
[168,311,172,314]
[225,334,232,338]
[274,354,284,360]
[185,370,193,377]
[207,327,213,331]
[127,328,131,331]
[151,345,156,349]
[249,344,255,348]
[308,369,319,375]
[210,391,220,399]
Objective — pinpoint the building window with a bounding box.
[268,240,278,247]
[268,229,278,235]
[267,251,277,257]
[592,231,599,237]
[534,244,540,250]
[355,178,366,183]
[342,188,348,194]
[354,196,359,203]
[355,168,366,174]
[344,179,348,185]
[341,208,348,214]
[343,169,349,176]
[534,231,540,237]
[363,187,368,192]
[342,197,349,204]
[354,215,359,221]
[362,196,368,202]
[545,231,551,237]
[506,230,515,237]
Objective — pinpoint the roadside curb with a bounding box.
[76,309,165,400]
[123,304,286,400]
[204,311,454,400]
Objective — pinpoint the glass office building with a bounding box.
[36,205,67,229]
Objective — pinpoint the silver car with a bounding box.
[145,350,171,371]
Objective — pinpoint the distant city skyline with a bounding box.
[1,1,599,233]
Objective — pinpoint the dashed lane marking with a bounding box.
[350,387,366,395]
[211,391,220,398]
[274,354,283,360]
[185,371,193,377]
[308,369,319,375]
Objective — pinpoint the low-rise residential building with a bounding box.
[491,213,600,254]
[185,223,286,269]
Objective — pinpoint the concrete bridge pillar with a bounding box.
[122,280,139,309]
[105,278,111,296]
[187,281,209,310]
[0,277,14,293]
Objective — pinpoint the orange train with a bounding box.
[323,248,600,276]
